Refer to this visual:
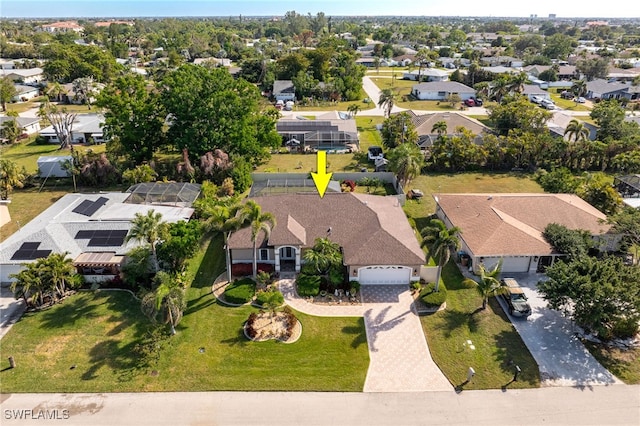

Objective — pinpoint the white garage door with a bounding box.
[500,257,531,273]
[0,264,23,283]
[358,266,412,285]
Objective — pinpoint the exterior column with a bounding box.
[274,247,281,273]
[295,248,301,272]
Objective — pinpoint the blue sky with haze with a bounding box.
[1,0,637,19]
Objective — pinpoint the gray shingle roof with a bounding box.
[411,81,475,93]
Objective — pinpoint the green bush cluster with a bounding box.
[224,278,257,304]
[256,289,284,307]
[296,274,321,297]
[420,281,448,307]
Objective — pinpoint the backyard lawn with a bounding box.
[0,236,370,392]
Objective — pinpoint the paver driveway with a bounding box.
[280,279,452,392]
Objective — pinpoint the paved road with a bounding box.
[1,386,638,426]
[495,274,621,387]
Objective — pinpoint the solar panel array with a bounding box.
[11,242,52,260]
[75,229,128,247]
[72,196,109,217]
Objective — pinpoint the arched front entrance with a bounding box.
[275,245,300,273]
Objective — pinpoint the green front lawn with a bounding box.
[0,236,370,392]
[583,342,640,384]
[420,262,540,389]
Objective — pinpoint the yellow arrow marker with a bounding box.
[311,150,333,198]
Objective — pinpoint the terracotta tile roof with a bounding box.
[435,193,611,257]
[227,193,425,266]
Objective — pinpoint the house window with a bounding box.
[437,91,446,96]
[259,249,269,261]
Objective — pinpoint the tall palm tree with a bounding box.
[572,79,587,98]
[46,82,67,103]
[237,200,276,278]
[141,271,185,335]
[199,198,246,282]
[415,47,430,82]
[0,158,25,200]
[490,77,509,103]
[564,119,590,142]
[387,142,424,188]
[420,218,461,292]
[126,209,168,272]
[378,88,397,118]
[475,260,506,309]
[432,120,448,137]
[474,81,491,100]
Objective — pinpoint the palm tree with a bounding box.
[431,120,448,137]
[0,158,25,200]
[474,81,491,100]
[237,200,276,278]
[46,82,67,103]
[508,72,528,94]
[42,252,76,298]
[126,209,168,272]
[387,142,424,188]
[474,260,506,309]
[572,79,587,98]
[347,103,361,118]
[564,119,590,142]
[415,47,430,82]
[420,218,461,292]
[303,237,342,275]
[199,198,246,282]
[378,88,397,118]
[490,77,509,103]
[141,272,185,335]
[1,115,23,144]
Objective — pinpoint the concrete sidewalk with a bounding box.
[2,386,638,426]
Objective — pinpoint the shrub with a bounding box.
[246,312,258,339]
[420,281,448,307]
[255,289,284,307]
[224,278,256,304]
[341,179,356,192]
[296,273,321,297]
[349,280,361,295]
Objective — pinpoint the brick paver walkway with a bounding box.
[279,279,452,392]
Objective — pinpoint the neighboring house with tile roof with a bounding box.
[434,193,616,274]
[0,184,200,283]
[585,79,631,100]
[227,192,425,284]
[411,81,475,101]
[398,110,491,148]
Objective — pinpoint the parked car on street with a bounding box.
[540,99,556,110]
[501,278,531,317]
[560,91,573,99]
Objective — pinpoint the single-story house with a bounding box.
[411,81,475,101]
[403,68,449,82]
[40,113,105,144]
[585,79,631,100]
[11,84,40,102]
[276,111,359,151]
[2,68,44,84]
[193,57,232,67]
[0,183,200,283]
[0,116,40,134]
[481,66,520,75]
[606,67,640,83]
[522,84,551,102]
[547,112,598,141]
[227,192,425,284]
[399,110,491,148]
[434,193,616,274]
[524,65,578,80]
[393,54,415,66]
[273,80,296,101]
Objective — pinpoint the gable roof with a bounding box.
[522,84,549,95]
[412,81,475,93]
[435,193,611,257]
[227,193,425,266]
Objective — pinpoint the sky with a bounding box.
[1,0,638,19]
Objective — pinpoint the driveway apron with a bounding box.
[361,285,451,392]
